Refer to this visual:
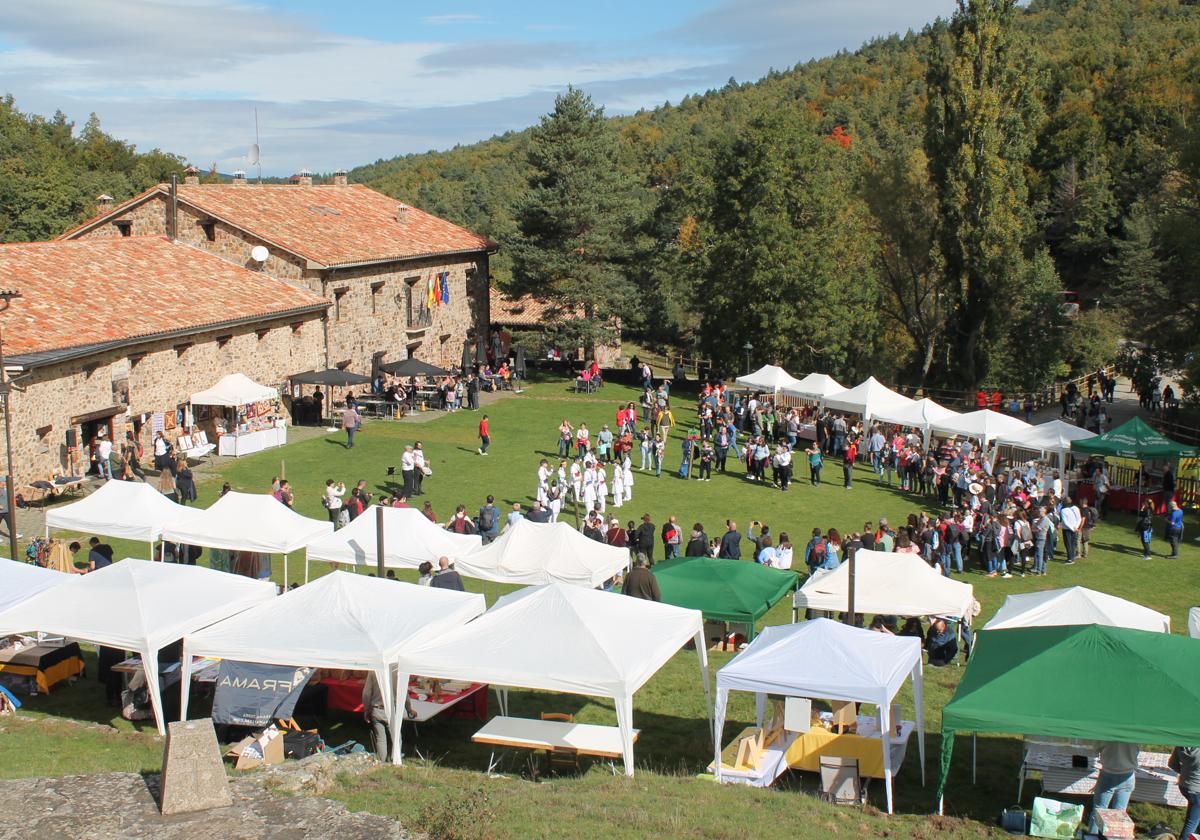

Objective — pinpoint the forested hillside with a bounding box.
[351,0,1200,392]
[0,97,184,243]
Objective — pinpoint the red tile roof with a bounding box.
[489,288,557,326]
[62,183,496,267]
[0,237,328,357]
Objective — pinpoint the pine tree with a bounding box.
[509,88,645,354]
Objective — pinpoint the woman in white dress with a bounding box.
[611,464,625,508]
[622,453,634,503]
[557,459,568,490]
[547,483,563,522]
[570,459,584,502]
[582,464,598,513]
[596,467,609,514]
[536,459,551,506]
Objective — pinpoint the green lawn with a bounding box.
[15,374,1198,838]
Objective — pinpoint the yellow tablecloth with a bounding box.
[784,725,890,778]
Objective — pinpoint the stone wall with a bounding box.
[74,197,168,239]
[5,313,324,486]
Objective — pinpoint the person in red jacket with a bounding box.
[477,414,490,455]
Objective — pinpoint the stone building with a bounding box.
[0,238,328,485]
[489,289,622,367]
[61,173,497,373]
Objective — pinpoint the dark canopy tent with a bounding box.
[1070,416,1198,459]
[378,358,451,378]
[290,369,372,387]
[653,557,797,640]
[935,624,1200,811]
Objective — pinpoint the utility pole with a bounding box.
[0,290,24,564]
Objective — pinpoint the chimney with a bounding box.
[182,165,200,186]
[396,203,410,225]
[291,168,313,187]
[333,168,348,186]
[232,170,248,186]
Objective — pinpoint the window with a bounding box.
[200,221,216,242]
[114,220,132,237]
[371,280,385,314]
[404,278,432,329]
[334,287,349,322]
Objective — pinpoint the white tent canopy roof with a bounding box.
[930,409,1030,443]
[305,506,481,570]
[983,586,1170,633]
[713,618,925,813]
[735,365,804,393]
[160,491,332,555]
[872,398,958,430]
[45,479,204,544]
[0,558,70,613]
[780,372,847,400]
[995,419,1097,452]
[718,618,921,713]
[0,559,274,734]
[190,372,278,407]
[793,549,975,621]
[454,519,628,587]
[394,583,709,776]
[822,376,915,418]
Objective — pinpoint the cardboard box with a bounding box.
[1092,807,1134,839]
[224,726,284,770]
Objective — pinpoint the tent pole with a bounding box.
[179,641,193,721]
[847,550,856,627]
[972,732,977,784]
[283,552,288,590]
[148,540,155,561]
[376,504,385,578]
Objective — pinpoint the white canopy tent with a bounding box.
[305,506,482,578]
[159,491,332,584]
[393,582,710,776]
[872,398,959,446]
[735,365,805,394]
[930,409,1030,448]
[822,377,915,422]
[189,372,278,407]
[1190,608,1200,640]
[181,571,486,762]
[780,373,846,401]
[983,586,1170,633]
[0,559,273,734]
[44,479,204,556]
[792,550,975,623]
[714,618,924,813]
[453,519,628,587]
[0,558,70,613]
[995,419,1097,471]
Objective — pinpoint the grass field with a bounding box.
[10,374,1197,838]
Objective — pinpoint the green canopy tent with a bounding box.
[653,557,797,641]
[1070,416,1198,460]
[935,624,1200,813]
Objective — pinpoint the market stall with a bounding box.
[304,505,482,578]
[181,571,486,763]
[983,586,1170,633]
[712,618,925,814]
[792,549,975,625]
[44,479,203,557]
[995,419,1097,472]
[735,365,805,395]
[780,372,847,401]
[0,558,70,613]
[453,519,627,587]
[1070,416,1197,512]
[189,373,285,457]
[653,556,798,642]
[821,377,915,424]
[872,398,959,447]
[929,408,1030,449]
[160,491,332,584]
[393,582,710,776]
[935,624,1200,813]
[0,559,274,734]
[289,368,372,425]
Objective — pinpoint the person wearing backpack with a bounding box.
[804,528,827,572]
[661,515,682,559]
[478,495,500,543]
[447,505,477,535]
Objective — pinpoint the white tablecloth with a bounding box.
[218,426,287,457]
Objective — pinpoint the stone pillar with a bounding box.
[333,169,348,186]
[159,718,233,815]
[183,165,200,186]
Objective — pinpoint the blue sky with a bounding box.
[0,0,955,175]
